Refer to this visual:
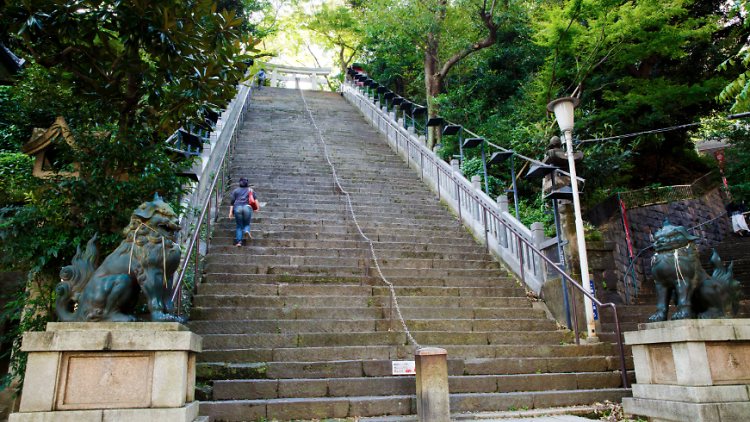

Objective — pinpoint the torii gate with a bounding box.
[260,63,332,90]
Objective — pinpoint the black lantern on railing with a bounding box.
[488,151,520,220]
[383,92,395,111]
[412,106,427,132]
[462,138,490,195]
[442,124,463,162]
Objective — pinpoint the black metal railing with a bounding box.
[170,73,258,315]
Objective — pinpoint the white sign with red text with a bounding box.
[392,360,416,375]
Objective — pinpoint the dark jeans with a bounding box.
[235,205,252,243]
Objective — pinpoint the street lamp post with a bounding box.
[546,97,598,340]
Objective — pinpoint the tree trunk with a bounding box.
[425,49,443,150]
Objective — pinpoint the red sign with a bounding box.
[715,149,726,167]
[619,198,634,259]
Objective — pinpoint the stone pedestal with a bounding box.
[415,347,449,422]
[10,322,204,422]
[623,319,750,422]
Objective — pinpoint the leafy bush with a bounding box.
[0,152,36,205]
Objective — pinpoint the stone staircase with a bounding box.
[191,87,631,421]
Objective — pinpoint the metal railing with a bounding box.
[170,73,257,315]
[344,81,629,389]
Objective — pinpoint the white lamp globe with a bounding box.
[546,97,580,133]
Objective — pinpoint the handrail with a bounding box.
[170,73,258,315]
[349,73,585,184]
[344,81,629,389]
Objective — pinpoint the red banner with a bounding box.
[715,149,726,167]
[620,198,634,259]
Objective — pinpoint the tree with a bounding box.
[533,0,747,186]
[303,3,363,81]
[2,0,257,134]
[363,0,520,148]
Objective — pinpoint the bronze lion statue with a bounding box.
[56,194,182,322]
[649,219,743,322]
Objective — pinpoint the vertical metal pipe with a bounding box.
[483,208,489,254]
[481,142,489,196]
[571,285,580,345]
[206,201,211,254]
[518,236,524,285]
[610,305,630,388]
[436,168,441,200]
[459,128,464,160]
[457,187,462,223]
[194,234,200,293]
[510,155,520,219]
[420,153,424,181]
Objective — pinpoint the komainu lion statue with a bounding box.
[56,194,182,322]
[649,219,743,322]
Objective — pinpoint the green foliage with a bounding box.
[0,152,37,205]
[517,198,556,238]
[303,3,364,77]
[460,157,504,197]
[2,0,258,134]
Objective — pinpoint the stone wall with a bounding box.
[596,187,729,302]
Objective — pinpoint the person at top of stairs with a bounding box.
[727,200,749,237]
[228,176,256,246]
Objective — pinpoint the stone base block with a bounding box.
[632,383,750,403]
[9,401,199,422]
[623,397,750,422]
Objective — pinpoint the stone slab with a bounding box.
[21,330,202,353]
[625,319,750,345]
[266,397,349,420]
[622,397,749,422]
[46,323,188,332]
[55,352,155,410]
[632,383,750,403]
[10,402,199,422]
[348,395,412,417]
[198,400,266,421]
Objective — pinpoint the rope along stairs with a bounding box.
[190,87,632,421]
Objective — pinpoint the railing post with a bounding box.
[517,236,524,285]
[483,208,489,254]
[206,200,211,254]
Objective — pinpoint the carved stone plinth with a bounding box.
[10,322,204,422]
[623,319,750,422]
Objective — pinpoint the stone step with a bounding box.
[208,246,495,262]
[197,343,614,363]
[209,371,628,400]
[202,263,507,278]
[213,222,470,238]
[200,273,518,288]
[195,283,524,298]
[200,330,571,350]
[209,231,480,245]
[193,294,528,309]
[198,388,632,421]
[195,358,630,381]
[190,306,536,322]
[188,318,557,335]
[203,255,501,270]
[204,238,486,253]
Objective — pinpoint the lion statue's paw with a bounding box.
[648,313,667,323]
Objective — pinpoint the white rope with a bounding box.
[128,220,169,288]
[297,88,422,348]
